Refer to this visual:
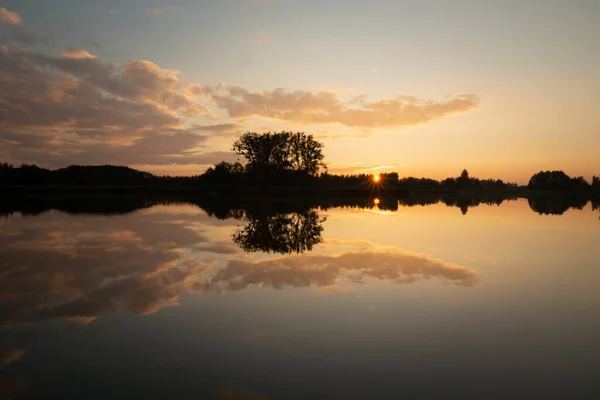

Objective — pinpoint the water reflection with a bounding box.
[0,199,599,399]
[528,197,589,215]
[0,201,481,329]
[232,210,325,254]
[192,249,476,293]
[0,210,218,326]
[0,194,596,218]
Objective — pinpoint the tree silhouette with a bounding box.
[528,170,590,191]
[232,210,326,254]
[232,131,326,177]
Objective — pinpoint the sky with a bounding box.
[0,0,599,183]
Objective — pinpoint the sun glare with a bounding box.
[374,174,380,182]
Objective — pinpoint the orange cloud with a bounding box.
[207,86,478,128]
[0,8,22,25]
[61,47,96,59]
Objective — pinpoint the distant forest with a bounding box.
[1,131,599,197]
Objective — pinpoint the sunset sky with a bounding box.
[1,0,598,183]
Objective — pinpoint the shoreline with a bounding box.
[1,184,598,200]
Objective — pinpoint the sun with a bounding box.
[373,174,380,182]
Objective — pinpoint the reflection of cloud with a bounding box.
[0,205,476,327]
[0,348,24,367]
[193,250,476,293]
[0,209,236,326]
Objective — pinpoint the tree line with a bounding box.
[1,132,599,195]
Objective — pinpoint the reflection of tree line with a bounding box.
[398,194,515,215]
[1,195,598,220]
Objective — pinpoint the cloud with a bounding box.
[205,85,479,128]
[0,46,226,167]
[0,18,480,171]
[0,47,200,131]
[62,47,96,59]
[0,8,22,25]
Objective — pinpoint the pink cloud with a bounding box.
[0,7,22,25]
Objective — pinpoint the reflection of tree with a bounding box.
[528,197,588,215]
[232,210,326,254]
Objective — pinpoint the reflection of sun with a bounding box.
[374,198,380,205]
[374,174,380,182]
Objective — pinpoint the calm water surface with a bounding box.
[1,199,599,399]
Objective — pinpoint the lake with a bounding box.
[1,197,599,399]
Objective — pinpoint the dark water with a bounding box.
[1,198,599,399]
